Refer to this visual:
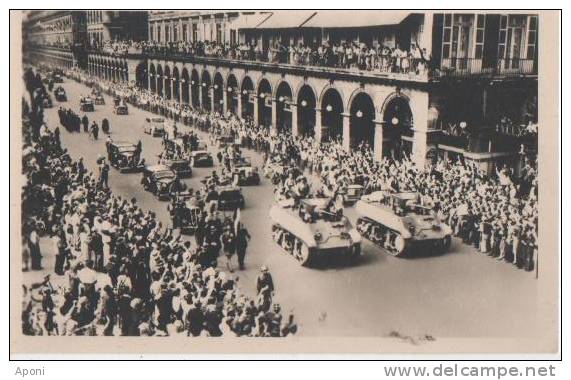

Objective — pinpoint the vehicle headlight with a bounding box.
[314,232,322,242]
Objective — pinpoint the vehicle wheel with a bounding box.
[296,243,311,266]
[391,235,407,257]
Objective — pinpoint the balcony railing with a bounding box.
[436,57,537,78]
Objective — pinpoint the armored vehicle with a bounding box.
[269,198,362,266]
[355,191,452,257]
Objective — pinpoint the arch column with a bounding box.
[373,120,384,162]
[237,93,242,119]
[271,98,278,135]
[315,109,322,143]
[222,88,228,115]
[210,87,215,112]
[291,104,299,137]
[253,95,259,126]
[342,113,351,152]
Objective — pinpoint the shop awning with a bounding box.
[302,11,410,28]
[255,10,317,29]
[228,12,273,30]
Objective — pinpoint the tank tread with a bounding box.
[271,224,312,266]
[356,217,408,257]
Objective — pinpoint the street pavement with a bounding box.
[24,77,542,339]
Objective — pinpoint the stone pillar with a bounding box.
[420,12,434,56]
[291,104,299,137]
[342,113,351,152]
[199,85,204,109]
[253,95,259,126]
[271,98,278,134]
[237,93,242,118]
[222,88,228,115]
[411,92,430,168]
[373,120,384,162]
[314,109,322,143]
[210,88,215,112]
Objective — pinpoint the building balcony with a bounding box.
[434,57,537,79]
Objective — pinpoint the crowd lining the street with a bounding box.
[67,66,539,272]
[21,67,297,337]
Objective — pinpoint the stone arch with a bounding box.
[257,77,272,127]
[297,84,317,137]
[164,65,172,100]
[240,75,255,119]
[181,67,190,104]
[319,86,345,142]
[201,70,212,111]
[318,84,346,112]
[191,68,200,107]
[379,91,415,159]
[226,73,239,114]
[156,64,164,96]
[275,81,293,133]
[348,91,376,149]
[213,72,225,113]
[172,66,180,102]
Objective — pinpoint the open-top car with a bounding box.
[54,86,67,102]
[141,164,188,201]
[114,100,128,115]
[143,116,166,137]
[161,158,193,178]
[217,185,245,211]
[108,141,144,173]
[189,150,214,167]
[230,156,260,186]
[94,94,105,105]
[80,97,95,112]
[42,93,53,108]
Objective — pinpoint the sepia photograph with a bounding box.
[8,7,561,360]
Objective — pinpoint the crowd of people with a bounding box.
[21,67,297,337]
[74,67,537,273]
[91,38,431,77]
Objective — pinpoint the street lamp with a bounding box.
[278,96,284,102]
[202,83,206,87]
[227,87,233,92]
[243,90,248,95]
[301,100,307,107]
[391,117,399,125]
[356,110,363,118]
[214,84,218,89]
[460,121,467,129]
[326,104,332,112]
[259,93,265,99]
[191,80,195,85]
